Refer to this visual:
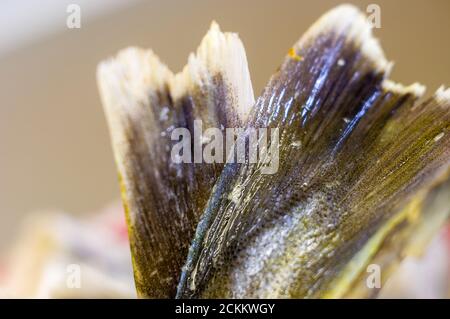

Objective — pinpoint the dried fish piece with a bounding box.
[98,4,450,299]
[97,23,254,297]
[176,5,450,298]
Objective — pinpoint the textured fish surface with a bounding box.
[176,5,450,298]
[97,23,254,297]
[98,4,450,299]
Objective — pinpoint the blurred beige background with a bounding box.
[1,0,449,251]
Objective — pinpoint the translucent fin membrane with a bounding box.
[97,23,253,297]
[176,5,450,298]
[98,4,450,299]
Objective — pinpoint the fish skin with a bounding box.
[98,4,450,299]
[177,5,450,298]
[97,24,254,297]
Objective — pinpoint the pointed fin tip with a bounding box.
[172,20,255,120]
[97,47,173,94]
[209,20,221,32]
[297,4,390,73]
[195,20,243,66]
[96,22,254,124]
